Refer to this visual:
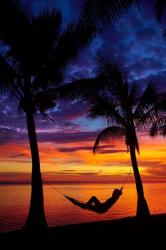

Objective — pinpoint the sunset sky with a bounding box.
[0,0,166,184]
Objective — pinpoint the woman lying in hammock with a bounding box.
[65,187,123,214]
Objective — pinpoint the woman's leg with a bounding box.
[86,196,101,206]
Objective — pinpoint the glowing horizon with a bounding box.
[0,133,165,184]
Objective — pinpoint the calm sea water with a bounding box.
[0,183,165,233]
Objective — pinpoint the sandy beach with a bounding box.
[0,214,165,246]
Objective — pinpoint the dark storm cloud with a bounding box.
[37,131,98,143]
[76,4,166,91]
[1,0,166,146]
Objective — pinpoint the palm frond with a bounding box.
[128,83,139,107]
[89,95,125,127]
[135,107,159,132]
[156,91,166,112]
[97,56,128,92]
[8,9,62,76]
[96,56,130,115]
[81,0,139,30]
[150,116,166,136]
[51,21,95,76]
[32,70,64,91]
[34,21,96,85]
[33,10,60,40]
[156,0,166,21]
[93,126,124,153]
[0,0,28,46]
[29,9,62,67]
[150,123,158,137]
[134,83,158,120]
[41,112,56,125]
[0,55,16,92]
[35,76,104,103]
[33,91,57,113]
[33,9,62,39]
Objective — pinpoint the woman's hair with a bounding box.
[112,189,122,197]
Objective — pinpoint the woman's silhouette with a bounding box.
[65,188,123,214]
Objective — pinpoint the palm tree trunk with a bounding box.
[24,110,48,230]
[129,145,150,218]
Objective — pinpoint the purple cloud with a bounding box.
[10,153,28,158]
[98,149,127,154]
[0,127,98,145]
[1,0,166,148]
[57,144,118,153]
[57,146,93,153]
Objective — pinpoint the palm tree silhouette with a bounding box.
[0,0,97,230]
[87,57,162,218]
[0,0,141,230]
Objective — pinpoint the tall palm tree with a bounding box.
[0,0,140,230]
[87,57,162,218]
[0,0,97,230]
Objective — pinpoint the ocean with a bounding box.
[0,183,165,233]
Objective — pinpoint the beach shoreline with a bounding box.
[0,213,165,245]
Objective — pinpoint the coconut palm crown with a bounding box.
[88,57,163,217]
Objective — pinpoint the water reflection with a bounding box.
[0,183,165,233]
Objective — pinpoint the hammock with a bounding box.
[46,170,131,214]
[64,188,123,214]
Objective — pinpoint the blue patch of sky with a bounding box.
[73,116,107,132]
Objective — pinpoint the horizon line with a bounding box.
[0,180,165,185]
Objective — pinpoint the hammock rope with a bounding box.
[45,169,132,198]
[121,169,132,189]
[44,170,132,214]
[46,183,65,196]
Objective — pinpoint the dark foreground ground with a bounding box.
[0,214,165,246]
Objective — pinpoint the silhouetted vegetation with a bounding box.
[85,57,164,218]
[156,0,166,21]
[0,0,138,230]
[0,0,96,230]
[150,93,166,136]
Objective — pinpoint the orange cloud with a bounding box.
[0,135,165,183]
